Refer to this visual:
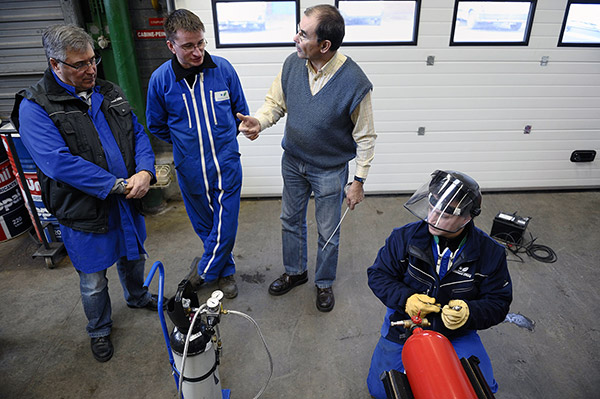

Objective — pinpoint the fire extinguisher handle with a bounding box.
[391,318,431,329]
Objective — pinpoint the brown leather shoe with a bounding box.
[316,287,335,312]
[268,271,308,296]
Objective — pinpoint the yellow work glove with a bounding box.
[441,300,470,330]
[405,294,441,317]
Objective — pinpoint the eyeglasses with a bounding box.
[172,39,208,52]
[55,55,101,71]
[296,24,321,43]
[296,24,310,42]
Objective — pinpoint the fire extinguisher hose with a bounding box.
[226,309,274,399]
[178,303,207,398]
[177,307,274,399]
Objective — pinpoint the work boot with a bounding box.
[127,294,167,311]
[187,257,204,291]
[218,275,238,299]
[91,335,113,362]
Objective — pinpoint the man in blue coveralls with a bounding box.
[146,9,250,299]
[12,25,161,363]
[366,170,512,397]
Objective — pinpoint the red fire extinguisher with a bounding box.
[401,322,478,399]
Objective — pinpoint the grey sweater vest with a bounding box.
[281,53,372,168]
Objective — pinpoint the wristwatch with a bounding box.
[142,170,154,180]
[111,179,128,195]
[353,175,366,184]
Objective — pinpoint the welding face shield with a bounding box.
[404,170,482,234]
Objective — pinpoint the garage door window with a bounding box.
[450,0,536,45]
[336,0,421,46]
[212,0,298,48]
[558,0,600,47]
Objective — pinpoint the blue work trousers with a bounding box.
[182,181,240,283]
[366,331,498,398]
[280,152,348,288]
[77,256,151,338]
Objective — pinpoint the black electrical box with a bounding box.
[490,212,530,244]
[570,150,596,163]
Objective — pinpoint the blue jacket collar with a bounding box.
[45,68,101,102]
[408,220,479,267]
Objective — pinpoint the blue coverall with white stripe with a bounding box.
[146,53,249,282]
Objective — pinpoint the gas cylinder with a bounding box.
[402,327,478,399]
[167,281,223,399]
[170,326,222,399]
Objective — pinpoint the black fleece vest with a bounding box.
[11,69,139,233]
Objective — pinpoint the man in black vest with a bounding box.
[238,4,377,312]
[12,25,160,362]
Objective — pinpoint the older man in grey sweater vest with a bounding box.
[238,4,377,312]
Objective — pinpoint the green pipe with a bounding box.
[102,0,147,128]
[102,0,165,211]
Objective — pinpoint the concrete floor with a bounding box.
[1,190,599,399]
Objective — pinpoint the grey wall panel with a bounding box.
[0,76,43,121]
[0,1,63,22]
[0,0,66,121]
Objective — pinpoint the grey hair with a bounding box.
[42,25,94,62]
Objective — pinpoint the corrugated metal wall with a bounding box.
[175,0,599,195]
[0,0,79,122]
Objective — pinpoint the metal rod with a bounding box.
[322,207,349,251]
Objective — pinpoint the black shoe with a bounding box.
[218,275,238,299]
[268,271,308,296]
[91,335,113,362]
[316,287,335,312]
[128,294,167,311]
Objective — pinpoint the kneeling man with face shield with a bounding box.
[366,170,512,398]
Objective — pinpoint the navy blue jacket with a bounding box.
[367,221,512,344]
